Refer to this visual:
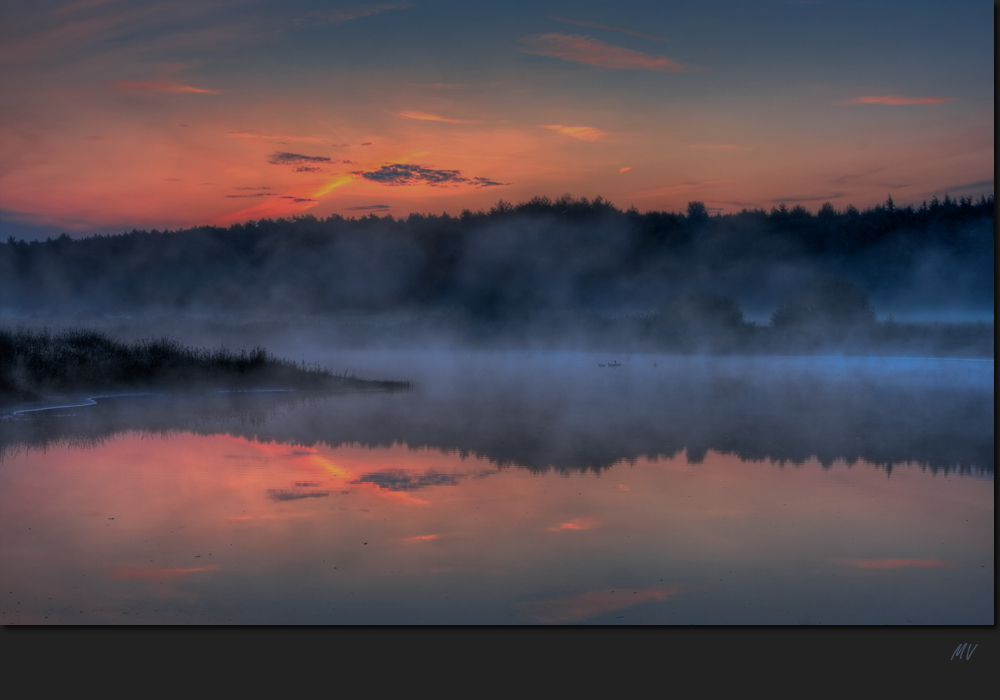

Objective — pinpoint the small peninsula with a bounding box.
[0,327,407,408]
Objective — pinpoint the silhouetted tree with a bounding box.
[686,201,709,223]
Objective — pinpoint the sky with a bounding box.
[0,0,994,238]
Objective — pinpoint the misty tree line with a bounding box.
[0,193,993,320]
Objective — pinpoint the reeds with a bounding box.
[0,327,407,403]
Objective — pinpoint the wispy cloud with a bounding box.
[267,489,330,501]
[303,2,413,24]
[619,166,631,173]
[520,33,686,72]
[551,16,666,41]
[831,167,886,185]
[268,152,333,165]
[346,204,392,210]
[469,177,508,188]
[542,124,609,141]
[840,95,955,105]
[351,163,509,188]
[114,77,219,94]
[688,143,745,150]
[398,110,479,124]
[401,534,443,542]
[770,191,847,203]
[938,178,995,193]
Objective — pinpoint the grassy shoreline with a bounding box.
[0,327,408,408]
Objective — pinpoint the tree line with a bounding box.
[1,193,993,319]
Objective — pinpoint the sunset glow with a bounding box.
[0,1,992,240]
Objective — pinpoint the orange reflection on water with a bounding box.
[114,566,219,580]
[843,558,953,569]
[518,586,683,623]
[0,431,992,624]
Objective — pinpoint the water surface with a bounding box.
[1,351,992,624]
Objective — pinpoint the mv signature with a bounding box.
[950,643,977,660]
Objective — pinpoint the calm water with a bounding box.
[0,351,993,624]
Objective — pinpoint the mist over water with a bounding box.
[1,343,992,624]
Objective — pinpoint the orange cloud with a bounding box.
[398,111,479,124]
[843,558,953,569]
[840,96,955,105]
[519,585,682,623]
[114,78,219,94]
[619,167,632,173]
[520,34,686,72]
[542,124,609,141]
[401,534,443,542]
[547,517,597,531]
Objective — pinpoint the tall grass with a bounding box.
[0,327,406,403]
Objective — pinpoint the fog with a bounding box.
[4,349,992,477]
[2,195,993,468]
[1,196,993,330]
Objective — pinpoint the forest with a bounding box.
[1,194,993,353]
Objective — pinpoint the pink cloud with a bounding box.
[114,77,219,94]
[546,517,598,532]
[520,34,686,72]
[542,124,609,141]
[840,95,955,105]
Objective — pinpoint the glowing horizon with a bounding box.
[0,1,992,239]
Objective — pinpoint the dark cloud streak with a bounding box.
[351,164,509,188]
[267,489,330,501]
[269,152,333,165]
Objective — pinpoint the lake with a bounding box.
[0,350,993,624]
